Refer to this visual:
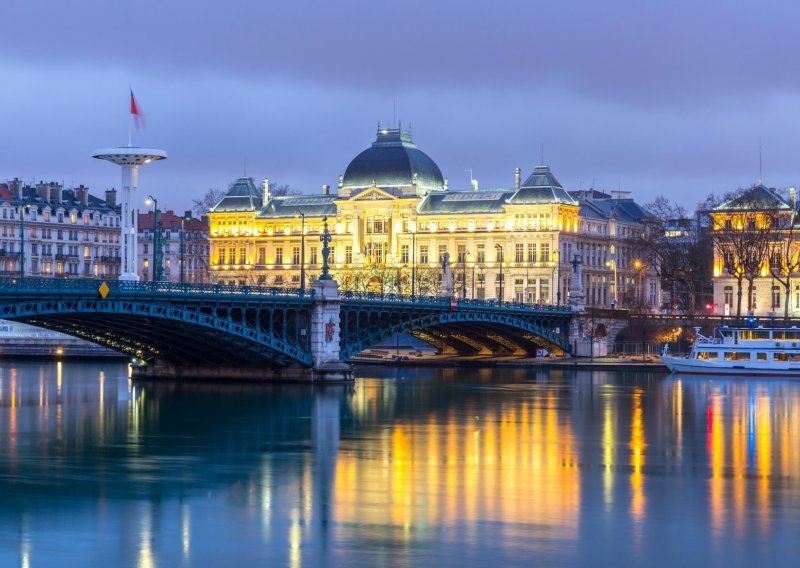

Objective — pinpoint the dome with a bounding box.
[342,128,445,192]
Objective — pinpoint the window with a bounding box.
[724,286,733,307]
[292,247,300,265]
[723,352,751,361]
[439,245,448,263]
[400,244,409,264]
[773,285,781,309]
[756,353,767,361]
[477,244,485,264]
[346,245,353,264]
[275,247,283,264]
[420,245,429,264]
[515,243,524,263]
[495,246,504,262]
[457,244,466,263]
[258,247,266,264]
[540,243,550,263]
[527,243,536,263]
[309,247,318,265]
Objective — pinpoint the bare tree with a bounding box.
[768,209,800,320]
[713,200,775,316]
[192,188,227,217]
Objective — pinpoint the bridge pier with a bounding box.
[308,278,354,382]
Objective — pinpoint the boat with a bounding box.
[661,326,800,376]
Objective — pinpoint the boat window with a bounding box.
[774,353,800,362]
[696,351,717,360]
[741,330,770,340]
[756,352,767,361]
[723,352,751,361]
[774,331,800,340]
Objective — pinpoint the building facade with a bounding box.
[710,184,798,317]
[207,128,659,308]
[138,210,209,283]
[0,179,122,278]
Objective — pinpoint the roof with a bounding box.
[508,165,578,205]
[258,194,338,219]
[139,210,208,231]
[714,184,792,212]
[212,177,263,213]
[342,128,445,191]
[589,198,652,223]
[418,189,514,215]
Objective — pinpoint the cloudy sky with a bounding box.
[0,0,797,212]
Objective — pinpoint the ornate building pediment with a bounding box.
[348,187,400,202]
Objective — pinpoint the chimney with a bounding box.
[262,178,270,202]
[791,187,797,209]
[323,184,330,195]
[105,188,117,207]
[471,178,479,192]
[49,183,62,204]
[9,178,21,199]
[36,181,48,201]
[75,184,89,206]
[515,167,521,191]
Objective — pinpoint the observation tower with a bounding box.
[92,147,167,280]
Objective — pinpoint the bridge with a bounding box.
[0,277,575,381]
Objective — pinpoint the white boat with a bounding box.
[661,326,800,376]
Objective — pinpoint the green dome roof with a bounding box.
[342,128,445,191]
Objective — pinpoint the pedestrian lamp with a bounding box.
[295,210,305,294]
[633,259,644,306]
[495,244,504,302]
[145,195,160,282]
[180,212,192,284]
[19,203,30,278]
[409,221,417,298]
[462,251,471,300]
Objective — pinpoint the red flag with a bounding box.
[130,89,146,130]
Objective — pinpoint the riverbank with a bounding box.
[350,353,669,371]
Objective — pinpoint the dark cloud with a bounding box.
[0,1,798,211]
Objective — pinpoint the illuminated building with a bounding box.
[0,178,121,278]
[208,128,659,307]
[709,184,796,316]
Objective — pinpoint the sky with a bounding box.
[0,0,798,213]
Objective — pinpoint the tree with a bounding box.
[192,188,227,218]
[767,209,800,320]
[637,196,712,316]
[712,188,777,316]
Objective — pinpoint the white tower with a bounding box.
[92,148,167,281]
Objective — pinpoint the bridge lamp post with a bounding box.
[410,221,417,298]
[462,251,471,300]
[553,249,561,306]
[295,210,305,294]
[180,212,192,285]
[495,244,504,303]
[145,196,160,282]
[19,203,30,279]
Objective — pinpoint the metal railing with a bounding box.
[340,290,572,312]
[0,277,315,299]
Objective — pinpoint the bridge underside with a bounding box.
[1,299,313,371]
[341,307,571,360]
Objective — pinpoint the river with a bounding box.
[0,361,798,567]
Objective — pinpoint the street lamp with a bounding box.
[180,212,192,284]
[145,195,160,282]
[495,244,504,302]
[19,203,30,278]
[553,249,561,306]
[295,210,305,294]
[606,256,618,308]
[633,259,644,306]
[410,221,417,298]
[462,251,471,300]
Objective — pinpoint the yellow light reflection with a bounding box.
[630,389,646,522]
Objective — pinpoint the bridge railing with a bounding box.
[0,277,314,299]
[340,290,572,312]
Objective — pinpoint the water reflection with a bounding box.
[0,363,799,566]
